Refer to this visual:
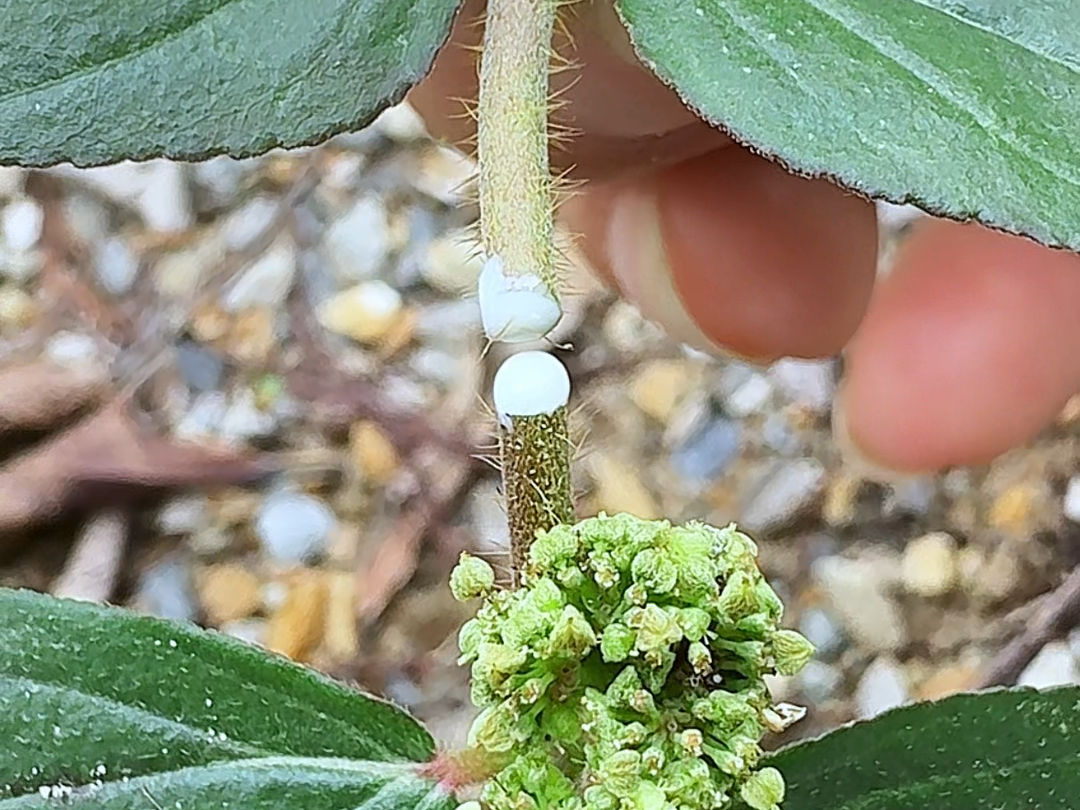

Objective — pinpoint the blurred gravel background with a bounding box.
[2,102,1080,753]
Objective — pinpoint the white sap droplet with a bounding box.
[493,351,571,425]
[477,255,561,343]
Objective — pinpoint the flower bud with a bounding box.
[606,666,644,705]
[677,608,711,642]
[679,728,704,757]
[600,750,641,797]
[625,582,649,606]
[529,524,580,573]
[450,552,496,601]
[600,623,636,663]
[468,701,519,754]
[762,702,807,733]
[583,786,618,810]
[557,564,586,589]
[688,641,711,674]
[457,618,485,663]
[548,604,597,656]
[739,767,785,810]
[635,604,682,655]
[631,548,678,594]
[629,689,656,715]
[717,570,756,620]
[641,746,664,774]
[771,629,815,676]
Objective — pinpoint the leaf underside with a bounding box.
[614,0,1080,252]
[0,0,461,168]
[0,589,443,810]
[760,686,1080,810]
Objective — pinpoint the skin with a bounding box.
[408,0,1080,477]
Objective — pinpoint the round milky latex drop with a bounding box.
[477,254,562,343]
[493,351,571,423]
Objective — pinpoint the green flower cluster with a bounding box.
[450,513,814,810]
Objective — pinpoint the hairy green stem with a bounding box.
[477,0,560,294]
[477,0,575,578]
[499,410,575,580]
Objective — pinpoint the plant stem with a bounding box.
[477,0,559,294]
[477,0,574,580]
[500,409,574,579]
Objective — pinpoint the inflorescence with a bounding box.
[449,513,814,810]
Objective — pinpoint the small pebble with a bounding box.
[196,564,263,625]
[194,156,249,207]
[768,358,835,412]
[94,237,140,296]
[901,532,958,597]
[414,144,476,206]
[223,238,297,311]
[255,491,336,565]
[45,331,101,369]
[220,619,268,647]
[589,453,660,520]
[855,657,910,719]
[224,197,279,251]
[132,555,198,623]
[725,373,773,417]
[760,412,800,455]
[374,102,428,142]
[324,196,391,282]
[0,286,36,330]
[1,198,44,252]
[156,495,210,536]
[797,607,845,659]
[421,231,484,295]
[0,166,24,197]
[1064,476,1080,523]
[1018,641,1080,689]
[218,387,278,444]
[137,160,192,233]
[669,416,742,485]
[630,359,696,423]
[175,391,229,440]
[349,420,401,485]
[175,340,226,392]
[798,660,843,704]
[740,459,826,533]
[319,280,404,345]
[813,554,906,652]
[266,571,329,662]
[883,476,935,518]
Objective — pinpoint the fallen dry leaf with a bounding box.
[0,398,277,545]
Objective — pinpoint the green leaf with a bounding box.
[0,0,460,168]
[0,760,450,810]
[0,588,439,806]
[613,0,1080,251]
[760,686,1080,809]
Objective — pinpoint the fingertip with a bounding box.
[837,219,1080,474]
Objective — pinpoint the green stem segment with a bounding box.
[477,0,574,579]
[477,0,560,294]
[499,409,575,582]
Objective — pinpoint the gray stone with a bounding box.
[194,156,249,207]
[132,554,198,623]
[45,332,101,369]
[1065,476,1080,524]
[1018,642,1080,689]
[1,198,43,252]
[222,238,297,311]
[136,160,192,233]
[174,391,229,440]
[884,476,936,518]
[761,412,800,455]
[855,657,910,719]
[798,607,845,660]
[255,490,337,565]
[741,459,826,533]
[670,417,742,485]
[324,196,391,283]
[95,237,140,296]
[812,554,907,652]
[798,660,843,705]
[175,340,225,392]
[769,358,836,412]
[218,388,278,444]
[157,495,210,536]
[225,197,279,252]
[725,373,773,417]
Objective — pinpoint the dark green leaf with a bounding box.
[760,686,1080,809]
[613,0,1080,251]
[0,588,437,804]
[0,759,451,810]
[0,0,460,167]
